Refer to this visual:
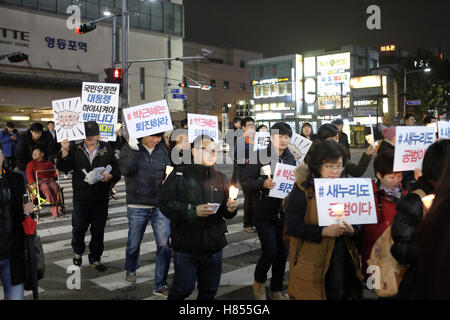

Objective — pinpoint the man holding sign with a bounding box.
[241,122,296,300]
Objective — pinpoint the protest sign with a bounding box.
[81,82,120,141]
[438,121,450,140]
[288,133,313,165]
[314,178,377,226]
[52,97,86,142]
[187,113,219,142]
[393,126,435,172]
[268,163,297,199]
[253,131,271,151]
[123,99,172,139]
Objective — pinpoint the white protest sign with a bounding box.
[438,121,450,140]
[314,178,377,226]
[393,126,436,172]
[123,99,172,139]
[253,131,271,151]
[81,82,120,141]
[268,163,297,199]
[288,133,313,165]
[187,113,219,142]
[52,97,86,142]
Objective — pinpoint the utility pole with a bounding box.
[121,0,128,114]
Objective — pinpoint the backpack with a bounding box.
[367,226,407,297]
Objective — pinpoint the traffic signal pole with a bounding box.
[121,0,128,114]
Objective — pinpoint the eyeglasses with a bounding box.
[200,147,216,155]
[323,164,344,171]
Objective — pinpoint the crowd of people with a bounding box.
[0,112,449,300]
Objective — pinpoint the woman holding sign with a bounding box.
[284,140,363,300]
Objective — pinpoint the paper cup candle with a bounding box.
[331,203,345,225]
[421,194,435,211]
[165,165,174,176]
[262,165,272,179]
[229,185,239,200]
[365,134,374,146]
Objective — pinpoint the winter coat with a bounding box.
[231,135,253,184]
[390,177,434,299]
[17,130,57,171]
[26,160,57,184]
[338,132,350,154]
[240,144,296,223]
[284,166,362,300]
[158,164,238,254]
[0,129,19,158]
[360,181,405,278]
[119,141,170,206]
[56,141,120,204]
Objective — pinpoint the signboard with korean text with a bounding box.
[253,131,271,151]
[314,178,377,226]
[317,52,351,72]
[187,113,219,142]
[268,163,297,199]
[81,82,120,141]
[438,121,450,140]
[123,99,172,139]
[393,126,436,172]
[288,133,313,165]
[52,97,86,142]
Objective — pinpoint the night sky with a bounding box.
[184,0,450,57]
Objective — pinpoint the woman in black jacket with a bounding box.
[390,139,450,299]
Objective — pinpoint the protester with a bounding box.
[300,122,315,141]
[284,140,362,300]
[26,146,63,219]
[241,122,296,300]
[119,132,172,296]
[231,117,256,233]
[108,125,127,199]
[331,119,350,153]
[415,158,450,299]
[180,119,188,129]
[316,123,374,177]
[17,122,56,178]
[159,135,238,300]
[390,139,450,299]
[256,125,268,132]
[232,117,242,131]
[0,149,35,300]
[422,115,437,125]
[404,113,416,126]
[0,122,19,170]
[360,150,405,277]
[57,121,120,272]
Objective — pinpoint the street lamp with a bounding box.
[403,67,431,116]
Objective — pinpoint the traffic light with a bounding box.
[105,68,123,83]
[7,52,28,63]
[75,23,97,34]
[179,82,187,88]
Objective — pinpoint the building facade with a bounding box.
[0,0,184,129]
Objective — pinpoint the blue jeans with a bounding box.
[125,207,171,291]
[168,250,222,300]
[0,259,25,300]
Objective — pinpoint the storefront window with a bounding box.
[270,84,278,96]
[286,83,292,95]
[278,83,286,96]
[262,104,269,111]
[254,86,261,97]
[262,85,270,97]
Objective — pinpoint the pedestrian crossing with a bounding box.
[29,175,281,300]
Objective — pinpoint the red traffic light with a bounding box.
[75,23,96,34]
[105,67,123,83]
[179,82,187,88]
[113,68,123,79]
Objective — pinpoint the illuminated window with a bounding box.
[270,103,278,111]
[278,83,286,96]
[262,85,270,97]
[270,84,278,96]
[254,86,261,97]
[262,104,269,111]
[255,104,262,111]
[286,83,292,95]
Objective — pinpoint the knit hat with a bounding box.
[382,126,396,141]
[84,121,100,136]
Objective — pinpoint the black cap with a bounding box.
[84,121,100,137]
[331,119,344,125]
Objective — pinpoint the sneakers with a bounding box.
[72,254,82,266]
[153,286,169,298]
[125,272,136,283]
[243,226,256,233]
[252,281,267,300]
[90,261,107,272]
[269,291,288,300]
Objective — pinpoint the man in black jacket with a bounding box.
[119,133,172,296]
[331,119,350,154]
[159,135,238,300]
[241,122,296,300]
[57,121,120,272]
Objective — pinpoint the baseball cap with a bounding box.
[84,121,100,137]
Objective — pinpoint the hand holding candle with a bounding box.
[262,165,272,179]
[165,165,174,176]
[421,194,435,211]
[365,134,374,146]
[229,185,239,200]
[331,203,345,225]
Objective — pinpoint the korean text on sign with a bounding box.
[314,178,377,226]
[394,126,435,172]
[253,132,270,151]
[268,163,297,199]
[123,99,173,139]
[187,113,219,142]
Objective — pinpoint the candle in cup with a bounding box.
[229,185,239,200]
[365,134,374,146]
[165,165,174,176]
[331,203,345,225]
[421,194,435,211]
[262,165,272,179]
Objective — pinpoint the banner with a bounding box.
[123,99,172,139]
[393,126,435,172]
[253,131,271,151]
[187,113,219,142]
[52,97,86,142]
[81,82,120,141]
[288,133,313,165]
[268,163,297,199]
[314,178,377,226]
[438,121,450,140]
